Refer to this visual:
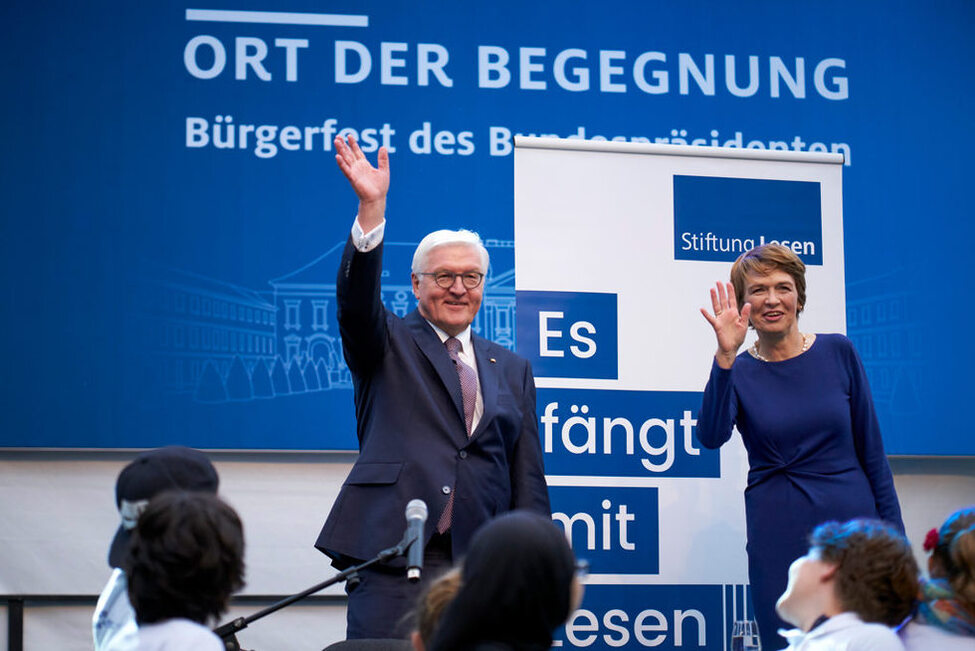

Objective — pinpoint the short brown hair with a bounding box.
[811,519,918,626]
[730,244,807,315]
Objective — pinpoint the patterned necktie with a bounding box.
[444,336,476,435]
[438,336,476,533]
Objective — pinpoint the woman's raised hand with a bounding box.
[700,282,751,369]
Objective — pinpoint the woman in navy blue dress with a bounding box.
[696,244,904,650]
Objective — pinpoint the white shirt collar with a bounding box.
[780,612,866,647]
[426,320,473,354]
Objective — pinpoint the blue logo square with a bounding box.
[538,389,719,478]
[555,584,727,649]
[550,486,659,575]
[673,175,823,264]
[516,290,618,379]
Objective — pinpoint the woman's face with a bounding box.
[743,269,801,337]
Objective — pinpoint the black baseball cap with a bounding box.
[108,446,219,568]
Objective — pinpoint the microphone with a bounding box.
[405,498,428,582]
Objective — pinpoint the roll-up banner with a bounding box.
[515,136,843,649]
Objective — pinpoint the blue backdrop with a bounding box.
[2,1,972,454]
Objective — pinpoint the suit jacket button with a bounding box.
[459,450,468,459]
[442,485,451,495]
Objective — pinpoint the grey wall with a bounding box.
[1,452,972,651]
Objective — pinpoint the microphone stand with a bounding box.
[214,533,419,651]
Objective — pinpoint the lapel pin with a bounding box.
[490,358,497,363]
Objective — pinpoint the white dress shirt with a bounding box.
[777,613,905,651]
[135,619,224,651]
[900,620,975,651]
[93,568,138,651]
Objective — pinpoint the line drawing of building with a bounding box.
[137,239,516,403]
[132,267,277,400]
[845,274,922,417]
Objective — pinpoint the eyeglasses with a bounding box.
[574,559,589,581]
[419,271,485,289]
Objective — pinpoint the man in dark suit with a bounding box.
[315,135,551,639]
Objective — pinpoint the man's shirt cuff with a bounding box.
[351,217,385,252]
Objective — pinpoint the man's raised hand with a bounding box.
[335,135,389,232]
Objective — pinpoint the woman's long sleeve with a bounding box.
[696,359,738,449]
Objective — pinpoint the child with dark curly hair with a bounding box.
[124,491,245,650]
[774,519,919,651]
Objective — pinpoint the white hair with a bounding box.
[411,229,490,274]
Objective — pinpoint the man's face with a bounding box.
[411,244,484,336]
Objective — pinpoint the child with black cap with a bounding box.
[92,446,218,651]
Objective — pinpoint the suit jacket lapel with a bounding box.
[471,334,499,440]
[406,311,466,429]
